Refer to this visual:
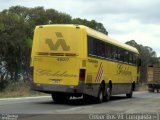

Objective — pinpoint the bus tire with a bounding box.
[83,94,92,103]
[106,87,111,101]
[148,89,154,92]
[97,85,104,103]
[126,85,133,98]
[52,93,70,103]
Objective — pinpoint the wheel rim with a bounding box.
[106,88,111,100]
[99,90,103,102]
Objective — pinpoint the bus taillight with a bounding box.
[79,69,86,81]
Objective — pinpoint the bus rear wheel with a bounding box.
[97,85,104,103]
[148,89,154,92]
[126,85,133,98]
[52,92,70,103]
[105,87,111,101]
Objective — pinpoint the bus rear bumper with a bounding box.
[31,81,84,94]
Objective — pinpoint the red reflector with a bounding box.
[79,69,86,81]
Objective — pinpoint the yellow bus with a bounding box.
[30,24,140,103]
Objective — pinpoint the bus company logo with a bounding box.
[117,64,131,75]
[35,69,78,78]
[45,32,70,51]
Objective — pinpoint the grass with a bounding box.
[0,81,47,98]
[0,81,149,98]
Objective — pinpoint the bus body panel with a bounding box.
[84,57,138,97]
[31,25,86,66]
[86,57,138,84]
[33,56,80,86]
[33,25,82,54]
[31,25,86,94]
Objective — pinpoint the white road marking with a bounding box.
[0,96,50,101]
[56,106,93,113]
[0,96,51,106]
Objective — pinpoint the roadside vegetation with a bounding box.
[138,83,148,91]
[0,81,46,98]
[0,6,160,98]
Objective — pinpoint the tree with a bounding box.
[0,6,109,90]
[72,18,108,35]
[126,40,160,83]
[0,11,30,82]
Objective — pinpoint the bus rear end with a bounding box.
[31,25,86,102]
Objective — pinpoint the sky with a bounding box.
[0,0,160,56]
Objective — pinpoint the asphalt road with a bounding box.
[0,91,160,120]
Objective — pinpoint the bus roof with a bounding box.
[80,25,139,54]
[36,24,139,54]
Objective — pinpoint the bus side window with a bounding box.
[93,38,97,56]
[88,36,97,56]
[118,48,124,62]
[88,36,94,56]
[115,47,119,60]
[133,54,137,65]
[102,42,105,57]
[105,43,111,59]
[96,40,105,58]
[96,40,100,57]
[100,41,105,57]
[129,53,133,64]
[111,46,117,60]
[124,51,129,63]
